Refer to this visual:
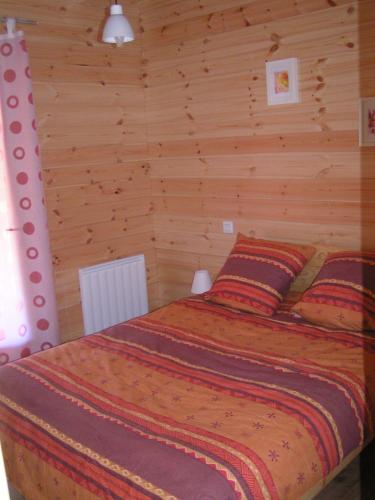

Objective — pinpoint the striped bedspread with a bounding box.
[1,296,375,499]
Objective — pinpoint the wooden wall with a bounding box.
[140,0,374,305]
[2,0,374,341]
[359,1,375,245]
[359,0,375,452]
[1,1,158,342]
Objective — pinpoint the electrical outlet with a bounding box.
[223,221,234,234]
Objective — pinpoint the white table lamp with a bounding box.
[191,270,212,294]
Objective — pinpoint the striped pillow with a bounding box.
[204,234,315,316]
[292,251,375,331]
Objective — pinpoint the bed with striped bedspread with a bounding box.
[0,296,374,499]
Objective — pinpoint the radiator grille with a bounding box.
[79,254,149,335]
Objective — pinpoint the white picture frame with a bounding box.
[266,58,299,106]
[359,97,375,147]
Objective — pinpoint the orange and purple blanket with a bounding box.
[1,297,375,499]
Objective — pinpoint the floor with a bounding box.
[315,440,375,500]
[7,440,375,499]
[8,483,22,500]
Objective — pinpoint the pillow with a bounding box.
[204,234,316,316]
[292,251,375,331]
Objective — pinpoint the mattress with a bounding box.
[1,296,374,499]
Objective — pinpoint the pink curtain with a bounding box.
[0,29,59,365]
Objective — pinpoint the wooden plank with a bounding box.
[152,177,369,202]
[33,82,143,107]
[46,181,151,209]
[47,196,153,231]
[31,58,141,86]
[39,130,146,151]
[43,161,151,189]
[150,153,361,179]
[50,214,154,251]
[41,143,148,166]
[52,233,156,272]
[148,131,358,158]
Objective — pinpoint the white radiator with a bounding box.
[79,254,149,335]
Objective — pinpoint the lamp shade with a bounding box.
[191,270,212,294]
[102,3,134,46]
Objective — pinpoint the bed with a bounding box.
[1,289,374,499]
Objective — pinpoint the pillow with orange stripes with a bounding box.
[292,251,375,331]
[204,233,316,316]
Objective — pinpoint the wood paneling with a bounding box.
[3,1,158,342]
[359,0,375,463]
[4,0,374,339]
[141,0,369,304]
[360,0,375,248]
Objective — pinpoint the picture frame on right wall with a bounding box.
[359,97,375,146]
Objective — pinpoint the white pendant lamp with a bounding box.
[102,1,134,47]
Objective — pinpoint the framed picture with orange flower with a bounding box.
[266,58,299,106]
[359,97,375,146]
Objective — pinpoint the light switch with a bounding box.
[223,221,234,234]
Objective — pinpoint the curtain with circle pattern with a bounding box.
[0,30,59,365]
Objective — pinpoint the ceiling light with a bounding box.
[102,2,134,47]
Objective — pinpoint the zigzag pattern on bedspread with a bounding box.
[0,297,374,499]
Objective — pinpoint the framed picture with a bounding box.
[359,97,375,146]
[266,58,299,106]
